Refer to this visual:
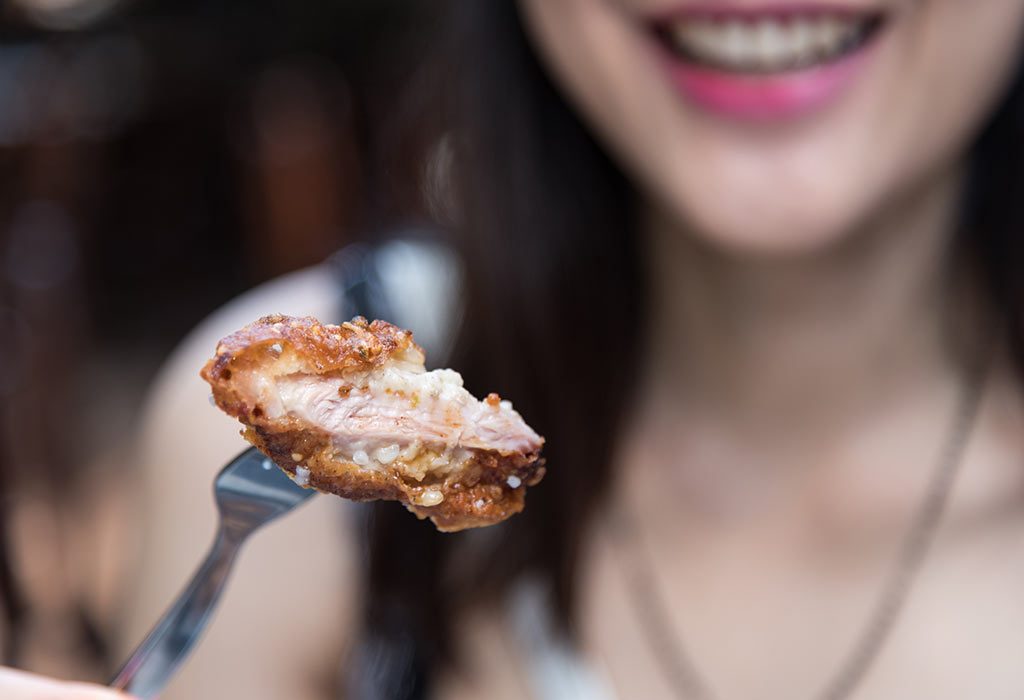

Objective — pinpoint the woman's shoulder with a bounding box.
[123,264,357,700]
[139,263,339,464]
[135,263,341,496]
[146,264,340,409]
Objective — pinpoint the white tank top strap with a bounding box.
[506,578,617,700]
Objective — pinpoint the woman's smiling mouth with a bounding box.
[648,5,889,120]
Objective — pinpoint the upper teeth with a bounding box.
[669,16,870,72]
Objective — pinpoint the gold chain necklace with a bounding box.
[610,353,990,700]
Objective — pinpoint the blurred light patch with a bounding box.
[4,200,80,292]
[0,36,146,145]
[13,0,121,31]
[250,65,339,166]
[0,308,29,398]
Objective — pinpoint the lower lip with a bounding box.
[656,39,880,122]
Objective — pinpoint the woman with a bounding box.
[115,1,1024,699]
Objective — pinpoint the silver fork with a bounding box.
[110,447,317,699]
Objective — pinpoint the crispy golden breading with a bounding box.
[201,315,545,531]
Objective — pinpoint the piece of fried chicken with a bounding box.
[201,315,545,531]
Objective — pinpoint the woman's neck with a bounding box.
[642,166,971,447]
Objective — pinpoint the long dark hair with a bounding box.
[349,1,1024,697]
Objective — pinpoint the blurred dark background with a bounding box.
[0,0,431,681]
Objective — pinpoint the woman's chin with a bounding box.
[671,205,863,260]
[709,230,851,258]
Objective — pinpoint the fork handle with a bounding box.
[110,527,242,699]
